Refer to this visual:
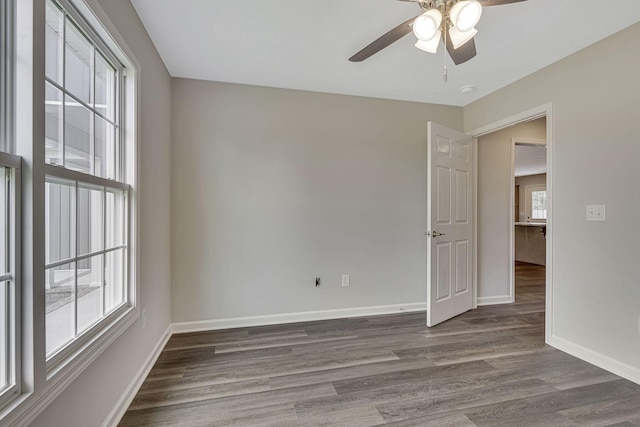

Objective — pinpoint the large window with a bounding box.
[0,0,137,421]
[0,0,20,410]
[44,0,130,365]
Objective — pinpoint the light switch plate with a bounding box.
[342,275,350,287]
[586,205,605,222]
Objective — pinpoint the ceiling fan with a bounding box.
[349,0,528,66]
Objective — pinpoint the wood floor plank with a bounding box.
[213,332,358,354]
[164,330,310,352]
[123,402,299,427]
[558,393,640,426]
[332,360,495,395]
[375,377,557,423]
[177,351,402,386]
[120,384,335,426]
[268,355,433,390]
[129,378,271,410]
[295,362,559,419]
[152,345,292,370]
[295,405,385,427]
[463,380,640,426]
[119,263,640,426]
[378,411,477,426]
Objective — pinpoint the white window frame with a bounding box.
[0,0,22,412]
[525,184,547,223]
[0,0,12,155]
[0,155,21,411]
[1,0,138,422]
[43,0,136,373]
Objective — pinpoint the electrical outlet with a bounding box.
[342,275,350,287]
[141,309,147,329]
[586,204,605,222]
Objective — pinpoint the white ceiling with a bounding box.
[515,144,546,177]
[130,0,640,107]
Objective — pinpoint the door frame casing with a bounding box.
[468,102,554,344]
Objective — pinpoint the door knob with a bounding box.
[431,231,446,237]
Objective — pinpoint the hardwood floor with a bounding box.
[120,263,640,426]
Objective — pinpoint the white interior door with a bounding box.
[427,122,474,327]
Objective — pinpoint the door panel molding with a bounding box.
[427,122,474,327]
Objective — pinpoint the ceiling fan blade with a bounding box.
[349,15,420,62]
[478,0,527,6]
[445,33,477,65]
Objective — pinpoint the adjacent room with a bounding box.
[1,0,640,426]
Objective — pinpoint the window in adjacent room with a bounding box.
[526,184,547,222]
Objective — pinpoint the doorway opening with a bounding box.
[471,103,552,342]
[513,137,547,304]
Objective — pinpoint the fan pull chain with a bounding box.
[443,62,448,83]
[443,22,448,83]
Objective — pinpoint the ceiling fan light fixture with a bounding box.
[415,31,442,53]
[450,0,482,32]
[449,25,477,49]
[412,9,442,41]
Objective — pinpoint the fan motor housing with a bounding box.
[421,0,457,13]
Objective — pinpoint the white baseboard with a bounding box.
[171,302,427,334]
[477,295,514,306]
[102,325,172,427]
[549,335,640,386]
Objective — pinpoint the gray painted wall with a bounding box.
[170,79,463,322]
[466,23,640,373]
[30,0,172,425]
[477,119,546,303]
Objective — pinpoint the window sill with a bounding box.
[0,306,138,426]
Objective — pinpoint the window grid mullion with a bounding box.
[61,13,67,169]
[2,169,8,388]
[117,74,122,181]
[4,172,10,386]
[73,182,78,338]
[3,171,8,276]
[2,282,8,389]
[123,192,128,295]
[101,187,106,317]
[6,166,11,278]
[45,77,118,128]
[45,245,126,270]
[90,44,95,176]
